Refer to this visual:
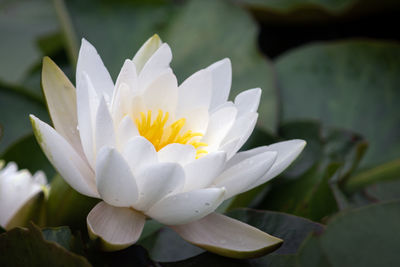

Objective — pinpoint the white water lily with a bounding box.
[0,161,47,230]
[30,35,305,257]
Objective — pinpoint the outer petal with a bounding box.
[244,140,307,190]
[177,69,213,114]
[132,34,162,73]
[158,144,196,165]
[234,88,261,116]
[30,116,98,198]
[41,57,83,156]
[77,39,114,98]
[122,136,158,172]
[95,97,116,153]
[146,188,226,225]
[172,212,282,259]
[207,58,232,111]
[87,201,145,251]
[213,151,277,199]
[183,151,226,192]
[96,147,138,207]
[134,162,185,211]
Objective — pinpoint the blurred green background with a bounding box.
[1,0,400,266]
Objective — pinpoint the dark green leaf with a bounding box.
[297,200,400,267]
[42,226,74,250]
[0,0,58,86]
[0,88,49,153]
[276,40,400,170]
[0,223,90,266]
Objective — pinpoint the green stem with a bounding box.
[345,158,400,193]
[52,0,79,66]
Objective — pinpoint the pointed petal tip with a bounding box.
[42,56,51,65]
[151,33,161,42]
[172,213,283,259]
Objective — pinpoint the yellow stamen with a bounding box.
[134,110,208,158]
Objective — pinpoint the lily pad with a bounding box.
[0,0,58,86]
[0,223,90,266]
[297,200,400,267]
[276,40,400,170]
[0,88,49,152]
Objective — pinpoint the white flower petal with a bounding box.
[172,212,282,259]
[114,59,138,95]
[222,112,258,159]
[0,162,17,176]
[87,201,145,251]
[139,43,172,90]
[178,107,209,134]
[95,97,116,153]
[234,88,261,116]
[244,140,307,190]
[41,57,84,157]
[207,58,232,111]
[158,144,196,165]
[76,72,99,167]
[110,83,134,126]
[177,69,212,114]
[183,151,226,192]
[134,162,185,211]
[146,188,226,225]
[96,147,138,207]
[142,69,178,113]
[122,136,158,172]
[202,106,237,151]
[213,151,277,199]
[0,169,42,228]
[132,34,162,73]
[32,170,47,185]
[77,38,114,98]
[30,116,98,198]
[116,115,139,150]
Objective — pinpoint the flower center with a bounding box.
[134,110,208,158]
